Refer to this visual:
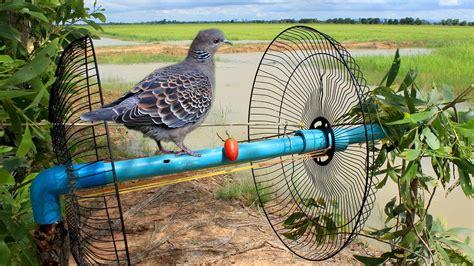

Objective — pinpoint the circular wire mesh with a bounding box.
[248,26,377,260]
[50,36,130,265]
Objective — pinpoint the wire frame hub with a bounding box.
[248,26,377,261]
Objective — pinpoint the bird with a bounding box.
[80,29,232,157]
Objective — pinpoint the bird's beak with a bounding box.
[223,39,232,45]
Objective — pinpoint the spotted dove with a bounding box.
[80,29,231,157]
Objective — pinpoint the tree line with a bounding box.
[107,17,473,26]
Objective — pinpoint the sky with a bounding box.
[86,0,474,23]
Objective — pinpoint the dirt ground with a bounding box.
[94,40,413,57]
[113,174,380,264]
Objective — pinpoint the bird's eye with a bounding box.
[213,39,220,44]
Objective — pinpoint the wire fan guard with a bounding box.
[49,36,130,264]
[248,26,377,260]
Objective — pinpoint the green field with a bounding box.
[356,43,473,93]
[96,23,474,94]
[100,23,473,47]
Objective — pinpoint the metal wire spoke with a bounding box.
[49,36,130,265]
[248,26,377,261]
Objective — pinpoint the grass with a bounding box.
[101,81,136,101]
[96,52,183,64]
[215,177,270,207]
[356,42,474,93]
[98,24,474,47]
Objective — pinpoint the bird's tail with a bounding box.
[80,107,116,122]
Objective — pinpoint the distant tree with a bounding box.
[299,18,318,23]
[344,17,355,24]
[400,17,415,25]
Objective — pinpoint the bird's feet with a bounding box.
[176,150,201,157]
[156,141,178,155]
[175,142,201,157]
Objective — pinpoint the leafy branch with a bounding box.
[354,50,473,265]
[0,0,106,264]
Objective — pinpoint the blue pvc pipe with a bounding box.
[31,124,384,224]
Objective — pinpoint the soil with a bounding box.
[113,175,380,264]
[94,41,415,57]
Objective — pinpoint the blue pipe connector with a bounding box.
[31,124,385,224]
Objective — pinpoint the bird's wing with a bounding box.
[114,69,213,128]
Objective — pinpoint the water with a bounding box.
[93,37,144,47]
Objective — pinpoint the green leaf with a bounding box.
[435,243,451,263]
[0,90,36,99]
[372,146,387,170]
[426,214,433,231]
[354,254,389,265]
[456,119,474,142]
[1,100,22,140]
[0,239,11,266]
[384,197,397,218]
[446,227,474,238]
[84,19,103,31]
[40,0,61,7]
[0,145,13,153]
[393,204,407,215]
[458,168,473,197]
[0,155,27,173]
[0,168,15,186]
[376,174,388,189]
[24,76,53,111]
[0,2,44,12]
[401,161,418,183]
[0,23,21,43]
[439,238,474,261]
[401,149,420,161]
[382,49,400,87]
[401,231,416,246]
[398,69,417,93]
[16,126,34,157]
[21,9,49,23]
[400,70,417,113]
[410,111,433,123]
[386,113,412,125]
[2,38,58,86]
[386,111,434,126]
[422,127,440,150]
[403,85,416,114]
[92,12,106,23]
[453,159,474,175]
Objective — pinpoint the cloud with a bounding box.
[439,0,460,5]
[86,0,474,22]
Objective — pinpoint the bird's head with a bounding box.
[188,29,231,61]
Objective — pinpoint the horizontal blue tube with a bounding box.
[31,124,384,224]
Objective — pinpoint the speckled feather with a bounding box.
[112,64,213,128]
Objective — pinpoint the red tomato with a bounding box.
[224,138,239,161]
